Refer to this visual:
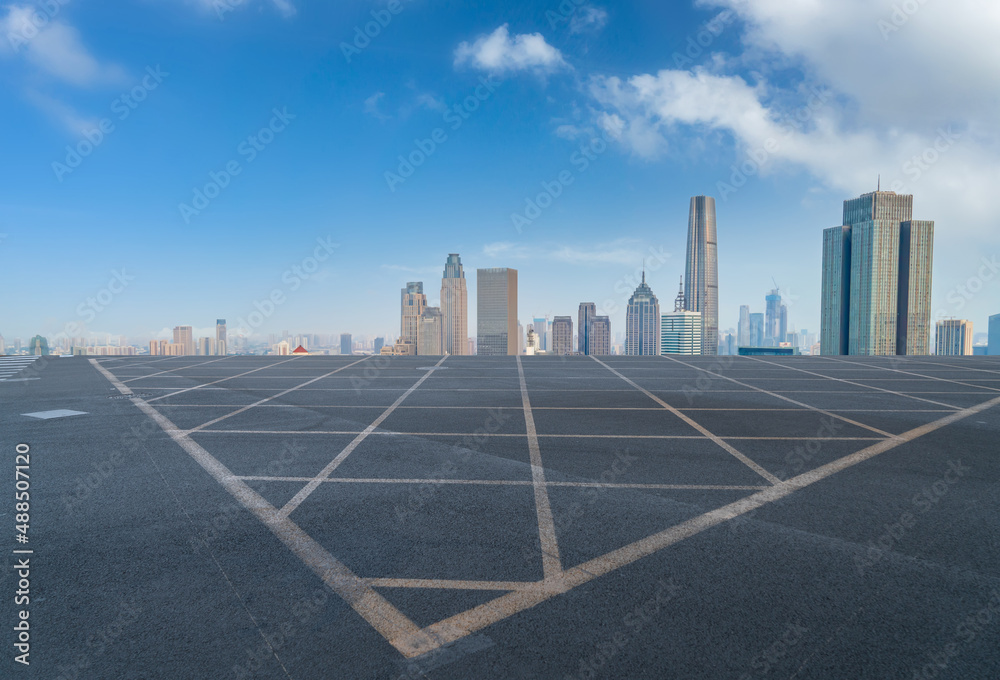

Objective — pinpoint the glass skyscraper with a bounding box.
[441,254,468,355]
[684,196,719,355]
[400,282,426,348]
[551,316,573,355]
[626,272,660,356]
[989,314,1000,356]
[476,268,518,356]
[578,302,597,355]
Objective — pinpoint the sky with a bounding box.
[1,0,999,345]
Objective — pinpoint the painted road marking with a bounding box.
[22,409,88,419]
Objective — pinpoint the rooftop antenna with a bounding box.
[878,174,880,192]
[641,259,646,284]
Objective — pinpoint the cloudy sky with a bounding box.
[1,0,998,344]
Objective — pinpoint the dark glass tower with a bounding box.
[684,196,719,355]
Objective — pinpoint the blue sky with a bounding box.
[2,0,998,345]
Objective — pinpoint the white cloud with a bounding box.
[570,7,608,34]
[483,239,660,268]
[0,5,123,87]
[194,0,296,19]
[364,92,389,121]
[23,90,99,135]
[455,24,568,75]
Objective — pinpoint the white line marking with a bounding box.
[190,430,883,441]
[277,356,448,519]
[120,356,232,383]
[146,356,304,403]
[591,357,782,485]
[822,356,1000,394]
[235,476,767,491]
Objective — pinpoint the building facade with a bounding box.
[578,302,597,355]
[990,314,1000,356]
[551,316,574,355]
[173,326,194,355]
[738,305,751,348]
[626,273,660,356]
[661,311,702,355]
[684,196,719,355]
[340,333,353,356]
[749,313,764,347]
[477,268,518,355]
[591,316,611,356]
[418,307,444,356]
[441,254,468,355]
[935,320,974,356]
[400,282,427,347]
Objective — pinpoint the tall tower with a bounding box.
[935,320,973,356]
[765,290,782,346]
[173,326,194,355]
[441,254,468,355]
[551,316,574,355]
[625,271,660,356]
[684,196,719,355]
[738,305,751,347]
[578,302,597,355]
[400,282,426,348]
[215,319,227,356]
[476,268,518,356]
[821,190,933,356]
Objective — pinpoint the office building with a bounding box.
[578,303,597,355]
[477,268,518,356]
[626,272,660,355]
[737,306,751,348]
[989,314,1000,356]
[552,316,574,355]
[749,313,764,348]
[340,333,353,356]
[661,311,702,355]
[441,254,468,355]
[28,335,49,356]
[417,308,444,356]
[765,290,782,346]
[936,320,974,356]
[173,326,194,355]
[401,282,427,347]
[779,305,788,344]
[273,340,290,356]
[533,317,549,352]
[591,316,611,356]
[685,196,719,355]
[197,337,215,356]
[821,190,934,355]
[216,319,227,356]
[374,337,385,355]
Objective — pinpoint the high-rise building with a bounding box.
[340,333,353,356]
[418,308,444,356]
[779,304,788,344]
[990,314,1000,356]
[578,302,597,355]
[551,316,574,355]
[173,326,194,355]
[661,311,702,355]
[441,254,468,355]
[28,335,49,356]
[684,196,719,355]
[477,268,518,356]
[0,333,5,354]
[626,272,660,356]
[936,320,974,356]
[274,340,290,356]
[725,332,737,356]
[765,290,782,346]
[737,306,751,348]
[374,337,385,355]
[749,313,764,347]
[216,319,227,356]
[401,282,426,347]
[821,190,934,356]
[533,317,549,352]
[591,316,611,356]
[197,337,216,356]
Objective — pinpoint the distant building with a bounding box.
[340,333,353,356]
[749,313,764,348]
[418,307,444,356]
[661,311,702,355]
[273,340,290,356]
[936,320,974,356]
[401,282,426,347]
[626,272,660,356]
[477,268,518,356]
[765,290,782,346]
[725,332,736,356]
[292,345,309,355]
[374,337,385,355]
[393,339,416,356]
[591,316,611,356]
[990,314,1000,356]
[821,190,934,355]
[551,316,574,355]
[197,337,215,356]
[216,319,227,356]
[737,306,751,348]
[28,335,50,356]
[739,346,797,356]
[0,333,5,354]
[533,317,549,352]
[578,303,597,355]
[173,326,194,355]
[685,196,719,355]
[441,254,469,355]
[973,346,988,356]
[525,327,537,356]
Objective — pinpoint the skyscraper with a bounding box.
[551,316,574,355]
[935,320,973,356]
[989,314,1000,356]
[477,268,518,356]
[418,308,444,355]
[441,254,468,355]
[737,306,751,348]
[578,302,597,355]
[626,272,660,356]
[533,317,549,352]
[173,326,194,355]
[779,304,788,344]
[591,316,611,356]
[749,313,764,347]
[661,311,702,355]
[340,333,353,355]
[684,195,719,355]
[765,290,782,346]
[821,190,934,356]
[400,282,426,348]
[374,337,385,355]
[28,335,49,356]
[216,319,227,356]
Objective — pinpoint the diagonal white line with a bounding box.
[591,356,782,485]
[822,356,1000,394]
[146,356,303,403]
[121,356,232,383]
[660,355,896,438]
[517,356,563,583]
[187,356,371,433]
[277,356,448,519]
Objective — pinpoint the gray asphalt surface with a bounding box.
[2,354,999,679]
